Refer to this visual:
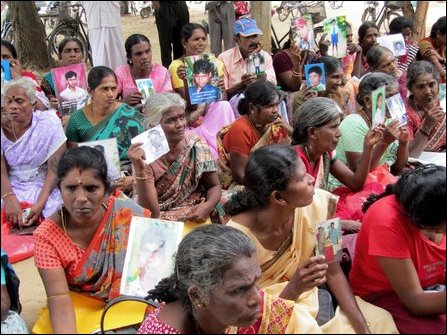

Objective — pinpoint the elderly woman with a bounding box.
[115,34,172,108]
[1,79,66,227]
[405,61,445,157]
[217,80,291,190]
[138,224,322,334]
[127,92,223,224]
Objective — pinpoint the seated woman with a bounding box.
[1,40,50,111]
[357,22,380,76]
[417,16,446,83]
[225,145,398,334]
[65,66,145,192]
[405,61,445,157]
[350,165,446,334]
[169,23,235,159]
[40,37,86,111]
[128,92,223,224]
[366,45,407,100]
[33,146,151,333]
[217,80,291,190]
[138,224,322,334]
[292,56,350,120]
[115,34,172,109]
[1,79,66,227]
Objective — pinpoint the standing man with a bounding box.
[152,1,190,68]
[207,1,235,56]
[83,1,127,70]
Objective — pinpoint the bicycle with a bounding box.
[46,3,92,66]
[328,1,344,10]
[120,1,138,16]
[276,1,300,22]
[361,1,402,33]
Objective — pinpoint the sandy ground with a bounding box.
[12,1,446,331]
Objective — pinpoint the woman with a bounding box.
[405,61,445,157]
[342,22,363,80]
[366,45,407,100]
[1,79,65,227]
[138,224,322,334]
[217,80,291,190]
[169,23,235,159]
[33,146,151,333]
[128,92,223,224]
[1,40,50,111]
[40,37,86,110]
[65,66,144,190]
[292,56,350,119]
[350,165,446,334]
[115,34,172,108]
[225,145,398,334]
[418,16,446,83]
[357,22,379,76]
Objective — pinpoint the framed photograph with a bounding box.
[304,63,326,92]
[120,217,184,297]
[185,54,221,105]
[135,78,155,105]
[291,14,316,50]
[246,52,266,77]
[131,124,170,164]
[315,218,342,264]
[1,60,11,84]
[51,63,89,116]
[323,16,347,58]
[377,34,406,57]
[371,85,386,127]
[386,94,407,125]
[78,138,121,181]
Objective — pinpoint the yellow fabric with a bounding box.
[32,291,148,334]
[183,218,211,237]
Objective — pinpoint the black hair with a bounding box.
[65,70,77,80]
[308,65,322,76]
[358,21,379,43]
[224,145,298,215]
[192,56,214,75]
[1,40,17,59]
[366,45,393,69]
[362,165,446,229]
[57,37,84,56]
[125,33,151,63]
[181,23,207,44]
[87,66,117,90]
[311,56,341,76]
[430,16,446,39]
[389,16,413,35]
[57,146,110,192]
[93,144,105,155]
[356,72,396,107]
[237,80,280,115]
[406,60,440,90]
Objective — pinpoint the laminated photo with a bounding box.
[246,52,266,77]
[135,78,156,105]
[372,85,386,127]
[131,124,170,164]
[377,34,407,57]
[185,54,221,105]
[323,16,347,58]
[305,63,326,92]
[315,218,342,264]
[386,94,407,125]
[291,15,316,50]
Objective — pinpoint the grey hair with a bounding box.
[407,60,440,90]
[142,92,186,129]
[3,78,37,104]
[292,97,343,145]
[356,73,397,107]
[147,224,256,313]
[366,45,393,70]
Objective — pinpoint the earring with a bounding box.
[196,303,203,309]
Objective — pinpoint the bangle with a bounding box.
[292,70,302,77]
[135,175,149,180]
[1,192,15,200]
[47,292,70,301]
[419,129,430,137]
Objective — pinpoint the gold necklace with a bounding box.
[359,108,372,128]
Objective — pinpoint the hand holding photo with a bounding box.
[185,54,221,105]
[135,78,155,105]
[305,63,326,92]
[323,16,347,58]
[377,34,407,57]
[247,52,265,76]
[315,218,342,264]
[131,124,170,164]
[291,15,316,50]
[386,94,407,125]
[371,85,386,127]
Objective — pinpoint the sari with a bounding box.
[1,111,65,218]
[65,103,144,161]
[227,189,399,334]
[217,118,291,190]
[137,290,322,334]
[405,97,446,152]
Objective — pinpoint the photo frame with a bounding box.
[371,85,386,127]
[322,16,347,58]
[185,54,221,105]
[315,218,342,264]
[304,63,326,92]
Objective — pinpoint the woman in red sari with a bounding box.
[33,146,151,333]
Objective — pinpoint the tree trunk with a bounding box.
[400,1,415,21]
[8,1,50,70]
[412,1,429,42]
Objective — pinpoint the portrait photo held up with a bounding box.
[185,54,221,105]
[305,62,326,92]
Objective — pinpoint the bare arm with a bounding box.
[229,151,249,186]
[1,284,10,321]
[377,257,446,315]
[1,154,22,227]
[391,127,409,175]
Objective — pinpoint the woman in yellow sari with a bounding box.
[217,81,291,190]
[225,145,398,334]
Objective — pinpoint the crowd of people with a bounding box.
[1,1,445,334]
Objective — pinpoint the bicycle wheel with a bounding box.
[378,11,401,34]
[140,7,151,19]
[361,7,375,22]
[47,24,90,65]
[277,7,289,22]
[48,17,58,29]
[291,7,299,19]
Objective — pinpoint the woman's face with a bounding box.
[252,96,280,127]
[3,86,34,125]
[1,45,14,61]
[59,41,84,66]
[60,168,106,225]
[410,72,439,107]
[184,28,207,56]
[375,52,399,78]
[360,27,379,52]
[346,26,353,46]
[325,67,343,94]
[281,158,315,208]
[129,41,152,71]
[205,254,262,328]
[313,115,342,152]
[160,106,187,144]
[90,74,118,109]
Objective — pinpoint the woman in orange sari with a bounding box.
[217,81,291,190]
